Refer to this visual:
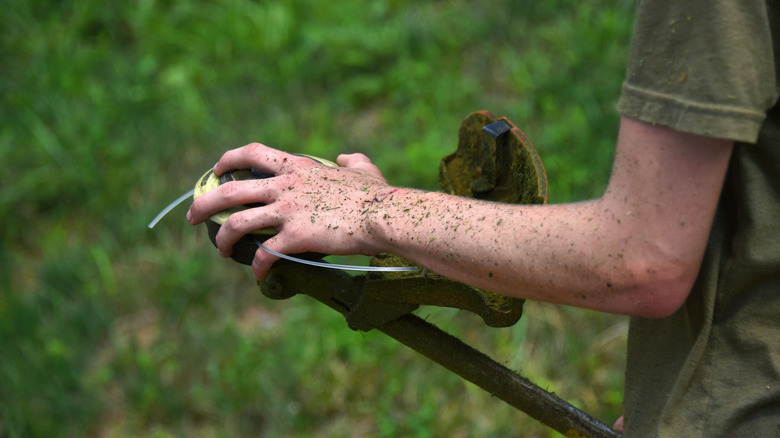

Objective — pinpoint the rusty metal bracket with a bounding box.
[249,111,620,437]
[440,110,548,205]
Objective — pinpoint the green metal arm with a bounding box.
[260,262,621,438]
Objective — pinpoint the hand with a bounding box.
[613,416,624,433]
[187,143,393,279]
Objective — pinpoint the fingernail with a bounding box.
[186,210,192,223]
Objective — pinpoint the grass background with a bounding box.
[1,0,635,436]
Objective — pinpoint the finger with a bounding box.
[187,178,277,225]
[612,416,624,433]
[337,152,373,167]
[251,245,277,281]
[336,153,386,181]
[215,143,312,177]
[214,206,282,258]
[250,233,311,281]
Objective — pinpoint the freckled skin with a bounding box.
[188,117,733,318]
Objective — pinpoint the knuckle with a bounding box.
[220,181,244,203]
[280,226,304,243]
[275,199,298,216]
[221,146,241,162]
[245,142,263,153]
[249,142,273,159]
[190,195,204,213]
[224,211,250,234]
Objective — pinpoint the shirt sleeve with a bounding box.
[618,0,778,143]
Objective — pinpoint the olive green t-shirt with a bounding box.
[618,0,780,436]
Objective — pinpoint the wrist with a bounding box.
[365,187,436,256]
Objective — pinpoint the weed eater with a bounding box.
[151,111,622,438]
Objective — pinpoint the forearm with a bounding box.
[368,188,678,316]
[367,117,733,317]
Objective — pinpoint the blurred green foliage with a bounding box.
[1,0,634,436]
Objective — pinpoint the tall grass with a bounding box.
[1,0,634,436]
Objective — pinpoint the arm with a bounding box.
[187,116,733,317]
